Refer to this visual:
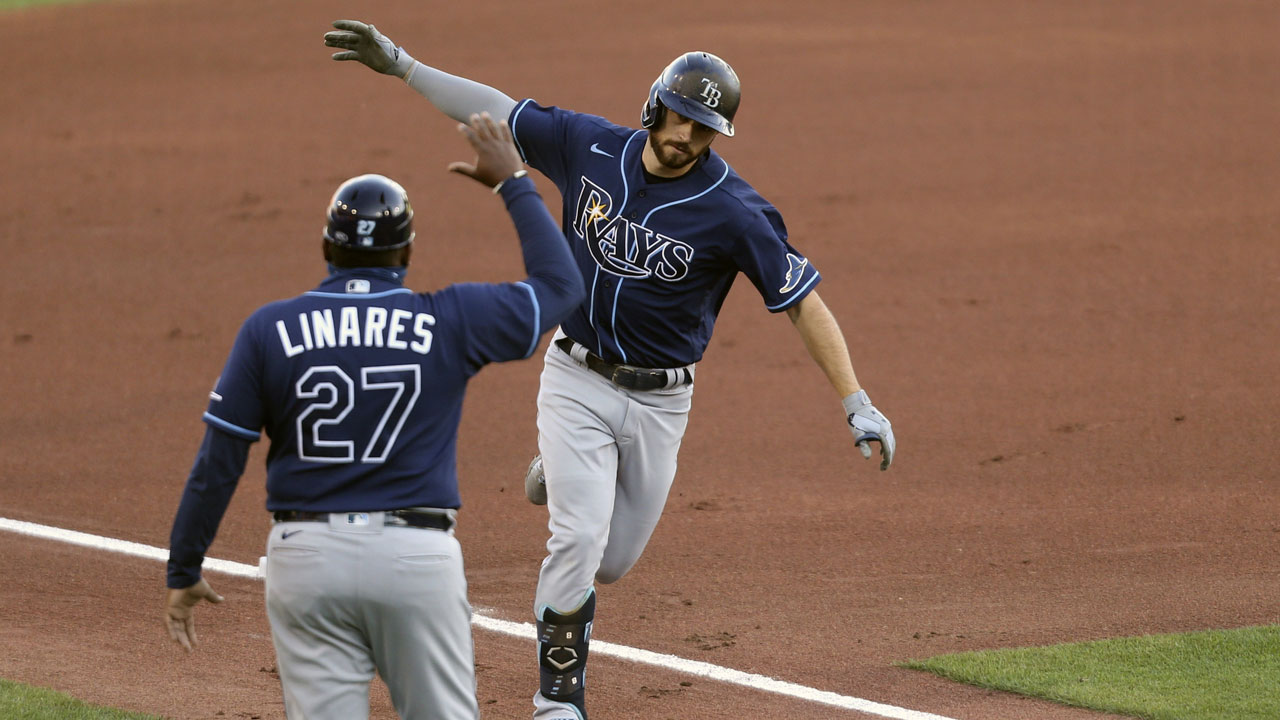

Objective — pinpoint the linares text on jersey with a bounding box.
[276,306,435,358]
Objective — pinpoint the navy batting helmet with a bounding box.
[323,174,414,251]
[640,51,741,137]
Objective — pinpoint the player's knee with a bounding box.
[548,525,608,563]
[595,557,637,585]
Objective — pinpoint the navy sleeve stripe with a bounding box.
[766,272,821,311]
[510,99,533,163]
[514,281,541,358]
[202,412,261,441]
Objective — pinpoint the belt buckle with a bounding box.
[610,365,639,388]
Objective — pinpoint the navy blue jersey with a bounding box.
[509,99,821,368]
[205,266,543,511]
[166,175,583,588]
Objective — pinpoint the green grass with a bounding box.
[0,679,165,720]
[0,0,108,9]
[902,625,1280,720]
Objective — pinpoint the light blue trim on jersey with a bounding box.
[766,272,822,311]
[641,159,731,226]
[601,156,730,361]
[617,130,643,206]
[510,99,533,162]
[514,281,541,357]
[597,130,645,362]
[202,412,261,441]
[303,288,413,299]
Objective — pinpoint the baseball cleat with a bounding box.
[532,692,585,720]
[524,454,547,505]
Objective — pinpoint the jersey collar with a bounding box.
[314,265,409,294]
[629,135,726,194]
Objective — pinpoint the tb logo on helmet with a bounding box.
[699,78,722,108]
[640,51,741,137]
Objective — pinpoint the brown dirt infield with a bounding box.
[1,1,1277,719]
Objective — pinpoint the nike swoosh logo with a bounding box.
[589,143,614,158]
[281,529,304,540]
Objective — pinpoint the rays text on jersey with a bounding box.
[275,306,436,358]
[572,176,693,281]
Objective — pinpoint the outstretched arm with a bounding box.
[324,20,517,123]
[786,290,861,396]
[450,113,584,332]
[786,291,896,470]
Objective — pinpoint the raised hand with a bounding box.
[324,20,414,77]
[448,112,526,189]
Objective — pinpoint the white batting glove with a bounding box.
[324,20,416,78]
[843,390,895,471]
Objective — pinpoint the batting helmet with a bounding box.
[323,174,414,251]
[640,51,741,137]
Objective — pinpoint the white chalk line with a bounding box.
[0,517,959,720]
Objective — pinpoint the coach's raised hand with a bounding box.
[448,112,526,189]
[324,20,415,78]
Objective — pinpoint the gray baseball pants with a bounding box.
[264,512,479,720]
[533,331,694,616]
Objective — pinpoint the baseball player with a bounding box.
[325,21,896,720]
[163,113,585,720]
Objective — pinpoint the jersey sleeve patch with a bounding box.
[765,253,821,310]
[731,201,822,312]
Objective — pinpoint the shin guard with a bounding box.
[537,591,596,718]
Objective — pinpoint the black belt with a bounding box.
[272,509,454,531]
[555,337,692,391]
